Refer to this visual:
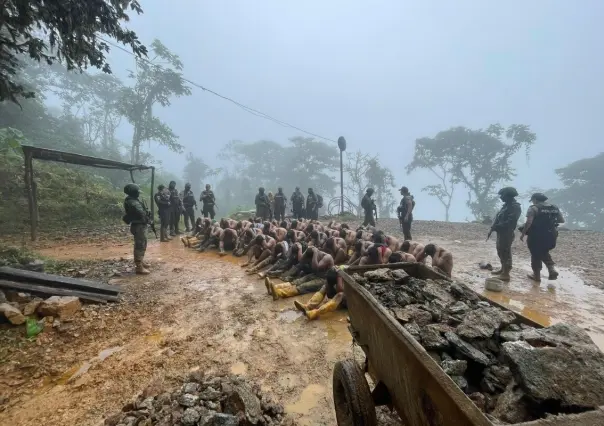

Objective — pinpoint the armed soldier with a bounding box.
[397,186,415,240]
[291,187,305,219]
[361,188,377,227]
[154,184,171,242]
[168,181,183,236]
[274,187,287,221]
[306,188,319,220]
[200,184,216,219]
[255,187,271,221]
[182,183,197,232]
[521,193,565,282]
[489,187,522,281]
[123,184,151,275]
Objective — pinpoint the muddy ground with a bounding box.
[1,219,603,426]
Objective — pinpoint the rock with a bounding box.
[499,330,521,342]
[490,381,530,424]
[76,269,90,277]
[447,301,469,315]
[182,407,201,425]
[6,292,32,304]
[481,365,513,394]
[444,332,491,365]
[0,290,6,303]
[104,412,124,426]
[420,325,449,351]
[188,370,205,383]
[351,273,367,285]
[441,359,467,376]
[0,303,25,325]
[450,375,468,391]
[520,323,597,348]
[502,340,604,409]
[477,301,491,308]
[178,393,199,407]
[199,386,221,401]
[223,383,262,422]
[364,268,393,282]
[391,269,410,282]
[23,299,42,316]
[403,322,421,341]
[182,382,200,394]
[136,397,154,411]
[456,307,516,340]
[421,280,456,304]
[468,392,486,412]
[449,282,479,302]
[205,401,220,411]
[37,296,81,319]
[427,351,441,364]
[22,259,45,272]
[392,304,433,326]
[200,412,239,426]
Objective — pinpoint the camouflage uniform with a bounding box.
[255,189,270,221]
[123,185,149,271]
[361,190,376,227]
[492,199,522,271]
[154,186,171,241]
[168,184,182,235]
[200,189,216,219]
[306,190,319,220]
[182,185,197,232]
[291,189,305,219]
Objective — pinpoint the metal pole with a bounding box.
[150,166,155,220]
[340,150,344,214]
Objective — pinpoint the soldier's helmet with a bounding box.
[157,184,165,191]
[259,187,265,193]
[295,187,300,191]
[308,188,314,193]
[185,183,191,189]
[497,187,519,198]
[206,184,211,189]
[530,193,548,202]
[278,187,283,192]
[124,183,140,196]
[367,188,375,194]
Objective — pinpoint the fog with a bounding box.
[110,1,603,221]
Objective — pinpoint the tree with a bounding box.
[120,39,191,164]
[408,124,535,219]
[183,153,221,191]
[545,153,604,231]
[406,141,457,221]
[344,151,375,215]
[1,0,146,103]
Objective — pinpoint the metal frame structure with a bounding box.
[21,145,155,241]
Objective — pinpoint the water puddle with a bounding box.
[278,310,303,323]
[57,346,123,385]
[230,362,247,375]
[145,331,164,343]
[285,384,326,415]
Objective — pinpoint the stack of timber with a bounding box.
[0,267,120,303]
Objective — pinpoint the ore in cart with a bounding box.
[332,262,604,426]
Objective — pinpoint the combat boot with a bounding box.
[491,268,503,275]
[306,300,339,320]
[135,262,150,275]
[499,266,511,281]
[546,265,559,280]
[527,270,541,282]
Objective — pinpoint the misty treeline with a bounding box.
[407,125,604,231]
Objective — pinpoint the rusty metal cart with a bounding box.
[332,262,604,426]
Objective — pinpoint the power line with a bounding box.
[99,37,337,143]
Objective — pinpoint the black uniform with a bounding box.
[200,189,216,219]
[255,192,270,221]
[182,188,197,231]
[154,188,171,241]
[492,200,522,271]
[169,187,182,235]
[274,190,287,221]
[398,195,414,240]
[527,203,561,275]
[361,193,376,227]
[306,192,319,220]
[291,190,305,219]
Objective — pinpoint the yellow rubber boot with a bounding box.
[294,291,325,312]
[306,300,338,320]
[272,284,299,301]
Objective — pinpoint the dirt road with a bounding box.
[1,219,603,425]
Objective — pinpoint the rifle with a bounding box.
[486,228,493,242]
[141,200,158,239]
[374,207,378,225]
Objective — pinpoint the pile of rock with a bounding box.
[105,371,290,426]
[0,289,81,327]
[355,268,604,424]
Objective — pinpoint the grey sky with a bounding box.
[110,0,604,221]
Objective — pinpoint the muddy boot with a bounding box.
[294,290,324,312]
[499,266,511,281]
[491,268,503,275]
[306,300,338,320]
[293,300,307,313]
[181,237,188,246]
[271,283,299,301]
[546,265,559,280]
[264,277,273,294]
[135,262,150,275]
[527,270,541,282]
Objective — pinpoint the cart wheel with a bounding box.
[332,359,377,426]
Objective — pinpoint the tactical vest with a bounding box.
[274,193,285,207]
[201,191,215,206]
[182,190,196,207]
[531,203,560,237]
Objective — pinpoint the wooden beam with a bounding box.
[0,280,119,303]
[0,267,121,295]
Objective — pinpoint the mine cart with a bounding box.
[332,262,604,426]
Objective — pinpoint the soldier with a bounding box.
[255,187,270,221]
[490,187,522,281]
[521,193,565,282]
[122,184,150,275]
[274,187,287,221]
[154,184,171,242]
[168,181,182,236]
[306,188,319,220]
[361,188,376,227]
[182,183,197,232]
[397,186,415,240]
[200,184,216,219]
[291,187,305,219]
